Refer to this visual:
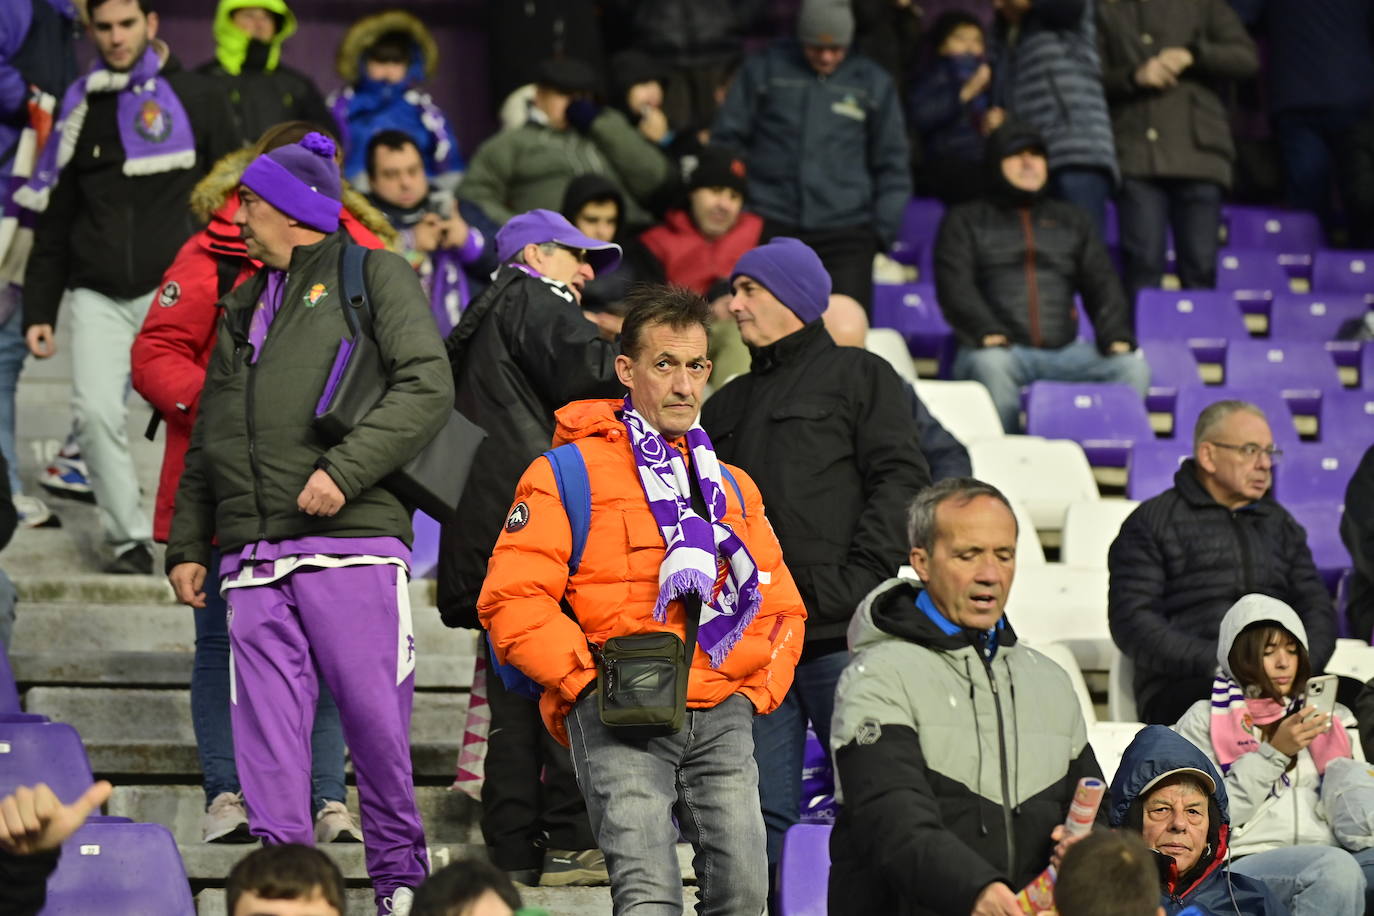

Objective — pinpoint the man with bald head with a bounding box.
[1108,399,1335,725]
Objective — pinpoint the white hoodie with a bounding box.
[1172,593,1363,857]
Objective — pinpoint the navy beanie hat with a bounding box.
[730,237,831,323]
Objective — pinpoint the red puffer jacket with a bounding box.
[131,149,394,542]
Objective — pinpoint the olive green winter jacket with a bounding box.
[165,231,453,570]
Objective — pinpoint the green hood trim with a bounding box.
[213,0,297,76]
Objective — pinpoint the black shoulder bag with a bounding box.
[591,596,699,736]
[313,243,487,524]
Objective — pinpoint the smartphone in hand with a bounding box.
[1306,674,1338,729]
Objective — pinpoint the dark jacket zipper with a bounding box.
[982,654,1017,871]
[1230,510,1255,593]
[1019,208,1043,347]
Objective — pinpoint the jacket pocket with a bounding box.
[1189,91,1235,160]
[623,510,666,583]
[768,400,835,423]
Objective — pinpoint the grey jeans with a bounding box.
[567,692,768,916]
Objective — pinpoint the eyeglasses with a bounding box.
[1208,442,1283,463]
[553,244,590,264]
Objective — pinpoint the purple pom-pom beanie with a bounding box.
[239,131,342,233]
[730,237,832,323]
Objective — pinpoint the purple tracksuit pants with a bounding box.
[226,562,428,903]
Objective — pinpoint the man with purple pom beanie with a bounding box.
[165,131,454,916]
[702,237,930,900]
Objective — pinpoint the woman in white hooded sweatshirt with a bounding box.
[1173,593,1372,915]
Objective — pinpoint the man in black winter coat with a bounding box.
[701,237,930,883]
[935,119,1149,433]
[1108,399,1336,725]
[438,208,622,885]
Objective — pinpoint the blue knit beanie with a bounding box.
[730,237,831,323]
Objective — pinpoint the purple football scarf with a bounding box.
[621,396,761,667]
[14,44,195,213]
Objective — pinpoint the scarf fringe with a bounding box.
[652,568,717,623]
[12,184,49,214]
[122,149,197,176]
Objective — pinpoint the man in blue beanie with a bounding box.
[166,132,454,916]
[700,236,931,900]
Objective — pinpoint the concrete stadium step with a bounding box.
[177,840,486,883]
[109,784,482,846]
[23,687,468,780]
[195,885,703,915]
[9,602,477,689]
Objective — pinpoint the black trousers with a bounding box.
[479,639,596,870]
[761,220,879,312]
[1118,177,1223,305]
[1137,672,1215,726]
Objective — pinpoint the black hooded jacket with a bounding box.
[436,266,623,628]
[558,174,664,313]
[933,120,1134,352]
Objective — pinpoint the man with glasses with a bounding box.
[438,208,623,886]
[1107,399,1335,725]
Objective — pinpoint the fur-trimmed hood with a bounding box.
[189,147,398,251]
[335,10,437,84]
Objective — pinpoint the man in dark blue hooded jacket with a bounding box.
[1109,725,1289,916]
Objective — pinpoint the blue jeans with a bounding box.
[1229,844,1365,916]
[193,550,348,813]
[0,297,28,495]
[567,692,768,916]
[752,649,849,868]
[1274,107,1365,222]
[954,341,1152,433]
[1118,178,1223,303]
[1048,167,1114,241]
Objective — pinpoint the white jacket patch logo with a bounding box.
[855,719,882,745]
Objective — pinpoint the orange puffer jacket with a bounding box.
[478,398,807,745]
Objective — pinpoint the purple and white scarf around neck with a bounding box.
[621,395,761,668]
[14,44,195,214]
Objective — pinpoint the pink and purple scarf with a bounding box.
[14,43,195,214]
[1210,673,1352,776]
[621,396,761,668]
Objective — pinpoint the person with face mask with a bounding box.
[909,11,994,204]
[1171,594,1371,915]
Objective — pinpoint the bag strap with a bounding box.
[338,241,374,341]
[215,253,240,300]
[719,464,746,519]
[543,443,591,575]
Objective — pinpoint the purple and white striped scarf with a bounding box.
[621,396,761,668]
[14,44,195,214]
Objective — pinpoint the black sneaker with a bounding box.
[105,543,154,575]
[539,848,610,886]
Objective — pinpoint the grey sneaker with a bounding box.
[13,494,59,528]
[314,799,362,843]
[539,847,610,886]
[381,886,414,915]
[202,792,253,843]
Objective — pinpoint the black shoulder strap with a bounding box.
[338,242,374,341]
[215,254,240,300]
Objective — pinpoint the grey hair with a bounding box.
[1193,400,1266,451]
[906,477,1017,552]
[509,241,561,266]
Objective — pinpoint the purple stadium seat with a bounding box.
[1138,339,1202,414]
[42,821,195,915]
[1286,500,1354,594]
[871,283,956,375]
[1215,248,1292,295]
[1268,293,1369,341]
[1318,389,1374,447]
[1024,382,1154,466]
[1127,440,1193,500]
[0,720,95,803]
[800,728,835,823]
[1173,385,1301,449]
[1224,340,1341,415]
[889,197,945,268]
[1275,444,1361,505]
[1135,290,1247,364]
[778,823,833,916]
[0,650,19,714]
[1223,205,1323,255]
[1312,250,1374,295]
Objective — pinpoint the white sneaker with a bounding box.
[13,494,58,529]
[202,791,253,843]
[381,886,414,916]
[314,799,362,843]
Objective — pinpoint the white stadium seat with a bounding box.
[1061,499,1140,569]
[970,438,1100,533]
[914,379,1005,444]
[864,329,917,382]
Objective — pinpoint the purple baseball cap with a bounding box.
[496,208,622,276]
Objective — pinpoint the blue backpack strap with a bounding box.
[543,443,591,574]
[719,464,746,519]
[338,242,371,338]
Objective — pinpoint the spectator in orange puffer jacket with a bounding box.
[478,285,805,915]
